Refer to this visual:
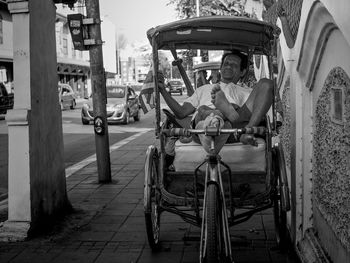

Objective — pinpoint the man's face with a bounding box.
[220,54,245,83]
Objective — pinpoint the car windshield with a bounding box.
[106,86,126,98]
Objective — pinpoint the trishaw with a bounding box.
[143,16,290,263]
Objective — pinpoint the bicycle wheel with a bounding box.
[274,190,287,249]
[200,165,232,263]
[273,147,288,249]
[144,146,161,251]
[206,183,220,262]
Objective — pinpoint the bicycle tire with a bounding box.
[273,149,288,249]
[144,146,161,251]
[206,183,220,263]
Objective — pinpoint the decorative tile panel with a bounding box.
[314,67,350,250]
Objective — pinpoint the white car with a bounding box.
[81,85,141,125]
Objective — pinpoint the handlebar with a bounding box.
[162,126,266,137]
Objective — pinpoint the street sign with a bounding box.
[67,14,103,50]
[67,14,88,51]
[94,116,105,135]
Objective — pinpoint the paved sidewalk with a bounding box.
[0,131,300,263]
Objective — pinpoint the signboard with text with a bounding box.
[67,14,88,51]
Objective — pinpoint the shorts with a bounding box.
[192,104,252,144]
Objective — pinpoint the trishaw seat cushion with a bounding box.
[173,138,266,173]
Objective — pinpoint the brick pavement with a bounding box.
[0,131,300,263]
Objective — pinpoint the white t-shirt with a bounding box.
[183,82,252,109]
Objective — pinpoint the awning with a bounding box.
[57,62,90,76]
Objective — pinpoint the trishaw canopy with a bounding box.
[147,16,280,55]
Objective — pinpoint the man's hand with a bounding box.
[144,70,165,85]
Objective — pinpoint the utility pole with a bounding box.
[196,0,200,58]
[85,0,111,182]
[192,0,201,66]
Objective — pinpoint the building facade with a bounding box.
[56,4,117,97]
[55,3,90,99]
[119,42,150,84]
[264,0,350,262]
[0,1,117,99]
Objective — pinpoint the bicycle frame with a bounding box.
[199,134,233,262]
[161,125,270,261]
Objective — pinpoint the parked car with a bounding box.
[0,82,14,114]
[166,79,184,95]
[58,83,76,110]
[81,85,141,125]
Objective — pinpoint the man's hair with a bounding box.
[220,50,248,71]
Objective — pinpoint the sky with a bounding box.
[100,0,178,45]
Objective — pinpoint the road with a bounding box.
[0,93,187,195]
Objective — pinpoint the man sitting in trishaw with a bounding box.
[142,17,291,262]
[159,50,273,165]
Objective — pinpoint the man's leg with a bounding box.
[244,78,273,127]
[240,79,273,145]
[213,79,273,145]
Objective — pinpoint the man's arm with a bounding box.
[159,86,195,119]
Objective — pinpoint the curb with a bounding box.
[0,129,152,215]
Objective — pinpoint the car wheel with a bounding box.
[82,117,89,125]
[134,109,141,121]
[70,99,76,110]
[123,111,130,125]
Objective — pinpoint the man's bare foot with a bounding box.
[211,86,236,121]
[240,134,258,146]
[203,113,224,128]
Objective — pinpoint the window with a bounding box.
[331,87,344,124]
